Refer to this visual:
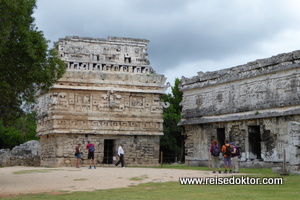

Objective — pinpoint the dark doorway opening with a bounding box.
[217,128,225,148]
[248,126,262,160]
[103,139,114,164]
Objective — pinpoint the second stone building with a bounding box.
[179,51,300,171]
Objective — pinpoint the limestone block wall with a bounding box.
[40,134,160,167]
[287,121,300,167]
[184,125,211,166]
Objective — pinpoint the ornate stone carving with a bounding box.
[99,90,123,109]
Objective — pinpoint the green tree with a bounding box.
[0,0,65,126]
[160,78,184,163]
[0,112,37,149]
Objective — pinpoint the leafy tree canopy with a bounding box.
[0,112,37,149]
[0,0,65,125]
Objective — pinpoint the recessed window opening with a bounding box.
[217,128,225,148]
[248,126,262,160]
[103,139,115,164]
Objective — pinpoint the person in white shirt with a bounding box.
[115,144,125,168]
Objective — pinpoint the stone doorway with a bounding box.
[248,126,262,160]
[103,139,115,164]
[217,128,225,148]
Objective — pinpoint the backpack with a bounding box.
[224,145,232,156]
[89,144,95,153]
[211,145,220,157]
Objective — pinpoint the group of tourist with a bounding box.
[74,139,238,171]
[75,141,125,169]
[209,140,239,174]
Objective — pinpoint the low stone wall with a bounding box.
[0,140,40,167]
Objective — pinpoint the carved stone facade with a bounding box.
[36,36,168,167]
[180,51,300,171]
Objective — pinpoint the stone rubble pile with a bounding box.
[0,140,40,167]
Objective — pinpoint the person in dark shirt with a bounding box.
[86,140,96,169]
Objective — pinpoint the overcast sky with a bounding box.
[33,0,300,92]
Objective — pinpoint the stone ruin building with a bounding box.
[179,50,300,171]
[35,36,168,167]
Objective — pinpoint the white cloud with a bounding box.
[259,29,300,56]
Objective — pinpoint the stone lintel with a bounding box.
[179,105,300,125]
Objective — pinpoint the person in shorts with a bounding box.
[75,143,82,168]
[222,140,232,174]
[86,140,96,169]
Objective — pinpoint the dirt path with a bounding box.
[0,166,233,197]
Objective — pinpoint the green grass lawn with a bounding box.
[5,165,300,200]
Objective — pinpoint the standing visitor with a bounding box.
[230,142,239,173]
[86,140,96,169]
[222,140,232,173]
[209,140,221,173]
[75,143,82,168]
[115,144,125,168]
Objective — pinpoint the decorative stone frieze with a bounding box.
[180,50,300,123]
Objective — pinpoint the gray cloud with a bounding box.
[34,0,300,86]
